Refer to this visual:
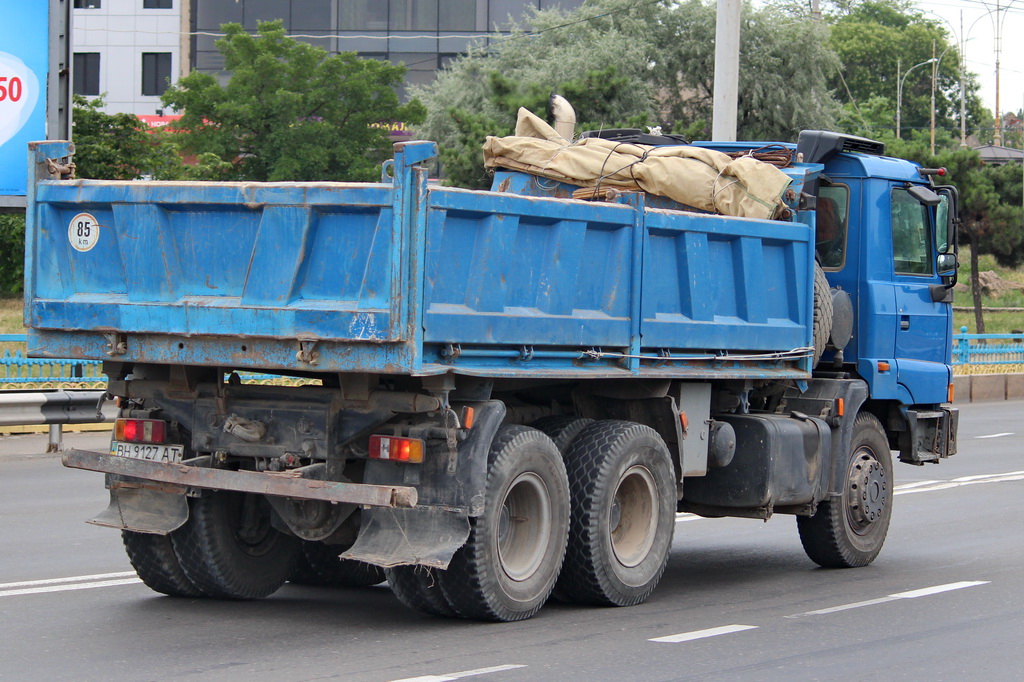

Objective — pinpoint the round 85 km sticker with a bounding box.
[68,212,100,252]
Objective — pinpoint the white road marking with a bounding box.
[788,581,989,617]
[649,624,758,643]
[0,571,137,590]
[390,664,526,682]
[895,471,1024,496]
[892,480,941,490]
[675,513,703,523]
[1,578,142,598]
[975,432,1013,439]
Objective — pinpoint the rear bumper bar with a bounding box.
[62,449,418,508]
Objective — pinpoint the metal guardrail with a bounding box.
[0,389,117,452]
[953,327,1024,366]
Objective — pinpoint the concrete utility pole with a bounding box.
[712,0,741,141]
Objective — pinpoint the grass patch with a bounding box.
[0,295,23,334]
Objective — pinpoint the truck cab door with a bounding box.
[889,186,952,404]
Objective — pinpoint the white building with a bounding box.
[72,0,188,115]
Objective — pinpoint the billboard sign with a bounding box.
[0,4,49,201]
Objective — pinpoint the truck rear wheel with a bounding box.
[289,541,386,587]
[172,490,301,599]
[122,530,204,598]
[439,425,569,621]
[530,416,594,454]
[387,566,458,617]
[556,421,675,607]
[797,412,893,567]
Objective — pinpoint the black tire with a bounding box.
[798,412,893,568]
[556,421,676,607]
[171,491,301,600]
[122,530,204,598]
[386,565,458,617]
[439,425,570,622]
[812,262,834,367]
[530,416,594,454]
[289,541,386,587]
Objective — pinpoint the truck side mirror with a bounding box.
[907,184,942,206]
[936,253,957,276]
[933,186,959,256]
[933,185,960,292]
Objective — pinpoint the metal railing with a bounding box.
[953,327,1024,367]
[1,334,104,385]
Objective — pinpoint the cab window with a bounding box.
[891,188,933,275]
[816,184,849,270]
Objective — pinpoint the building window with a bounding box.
[74,0,101,8]
[340,1,388,31]
[439,0,476,30]
[143,0,172,8]
[390,0,438,31]
[142,53,172,97]
[73,53,101,96]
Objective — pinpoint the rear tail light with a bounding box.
[115,418,167,444]
[369,435,424,463]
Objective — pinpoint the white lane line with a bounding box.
[893,480,941,490]
[975,432,1013,439]
[0,571,137,590]
[788,581,989,618]
[1,578,142,598]
[391,664,526,682]
[649,624,758,644]
[895,471,1024,496]
[675,513,703,523]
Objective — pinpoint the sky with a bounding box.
[919,0,1024,118]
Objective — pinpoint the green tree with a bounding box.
[824,0,985,141]
[71,95,230,181]
[416,0,841,187]
[414,0,660,187]
[930,149,1024,333]
[161,21,425,182]
[655,1,841,140]
[71,95,173,179]
[0,214,25,294]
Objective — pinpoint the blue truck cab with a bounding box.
[25,130,958,621]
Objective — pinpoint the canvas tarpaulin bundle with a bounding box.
[483,109,792,221]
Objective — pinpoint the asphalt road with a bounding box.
[1,401,1022,682]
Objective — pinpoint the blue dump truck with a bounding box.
[25,129,959,621]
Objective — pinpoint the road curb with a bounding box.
[953,373,1024,403]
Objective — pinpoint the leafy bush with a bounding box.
[0,213,25,294]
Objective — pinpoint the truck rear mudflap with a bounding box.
[66,449,472,569]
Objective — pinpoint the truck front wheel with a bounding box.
[556,421,676,606]
[797,412,893,567]
[172,490,301,599]
[439,425,569,621]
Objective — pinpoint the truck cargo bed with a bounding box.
[26,141,814,379]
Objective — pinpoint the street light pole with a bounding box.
[981,0,1021,146]
[897,57,936,140]
[921,7,1004,147]
[931,42,955,154]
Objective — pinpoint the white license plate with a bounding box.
[110,441,185,463]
